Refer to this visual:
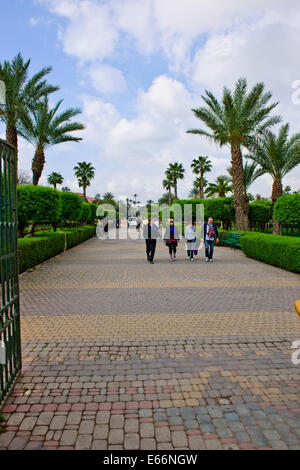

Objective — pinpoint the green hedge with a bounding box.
[17,185,61,235]
[240,232,300,273]
[60,192,82,224]
[249,201,272,226]
[273,194,300,226]
[18,226,96,273]
[18,232,65,273]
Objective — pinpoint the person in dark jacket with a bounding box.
[143,218,160,264]
[201,217,219,262]
[163,219,180,262]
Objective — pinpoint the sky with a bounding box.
[1,0,300,203]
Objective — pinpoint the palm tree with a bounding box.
[192,176,208,198]
[0,53,58,175]
[165,162,185,200]
[188,187,200,199]
[146,200,154,211]
[133,194,138,205]
[205,176,233,198]
[74,162,95,201]
[61,187,71,192]
[102,192,115,202]
[162,177,173,206]
[191,156,212,199]
[158,192,174,206]
[187,77,281,230]
[246,124,300,233]
[227,161,265,214]
[19,97,84,185]
[47,171,63,189]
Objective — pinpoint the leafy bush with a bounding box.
[60,192,82,224]
[273,194,300,226]
[173,197,235,226]
[249,201,272,227]
[18,232,65,273]
[17,185,61,234]
[240,232,300,273]
[80,202,91,225]
[18,226,97,273]
[89,203,97,223]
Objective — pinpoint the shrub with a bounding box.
[173,197,235,227]
[63,225,96,248]
[249,201,272,228]
[17,185,61,235]
[80,202,91,225]
[60,192,82,225]
[240,232,300,273]
[18,232,65,273]
[273,194,300,226]
[89,203,97,224]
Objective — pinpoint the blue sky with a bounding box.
[1,0,300,202]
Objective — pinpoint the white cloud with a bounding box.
[88,64,126,94]
[36,0,300,200]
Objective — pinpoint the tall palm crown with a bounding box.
[165,162,185,200]
[74,162,95,201]
[192,176,208,198]
[205,176,233,198]
[191,156,212,199]
[245,124,300,233]
[47,172,64,189]
[0,53,58,173]
[187,77,281,230]
[20,97,84,185]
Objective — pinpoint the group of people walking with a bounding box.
[143,217,219,264]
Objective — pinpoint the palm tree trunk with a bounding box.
[231,146,248,231]
[271,178,283,235]
[6,124,18,179]
[174,179,178,200]
[168,188,171,206]
[200,170,204,199]
[32,145,45,185]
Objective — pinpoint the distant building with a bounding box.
[74,193,95,204]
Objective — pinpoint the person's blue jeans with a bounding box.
[205,239,214,259]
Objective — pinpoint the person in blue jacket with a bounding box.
[201,217,220,262]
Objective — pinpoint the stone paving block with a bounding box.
[75,434,92,450]
[60,430,78,446]
[140,422,155,438]
[91,440,108,450]
[108,429,124,445]
[124,433,140,450]
[93,425,109,440]
[140,438,156,450]
[155,426,171,443]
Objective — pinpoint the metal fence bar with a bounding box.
[0,138,21,407]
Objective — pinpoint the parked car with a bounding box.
[128,217,137,228]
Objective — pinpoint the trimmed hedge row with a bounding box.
[17,186,98,232]
[18,232,65,273]
[18,226,96,273]
[240,232,300,273]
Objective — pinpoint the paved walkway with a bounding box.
[1,233,300,450]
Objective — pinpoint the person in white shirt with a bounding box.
[185,222,197,261]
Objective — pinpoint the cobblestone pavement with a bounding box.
[1,234,300,450]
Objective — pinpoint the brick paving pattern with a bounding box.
[1,233,300,450]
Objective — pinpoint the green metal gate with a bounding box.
[0,138,21,406]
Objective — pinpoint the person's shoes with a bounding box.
[190,258,194,262]
[209,259,213,262]
[150,260,154,264]
[205,257,209,262]
[147,256,151,261]
[170,258,173,262]
[173,255,176,260]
